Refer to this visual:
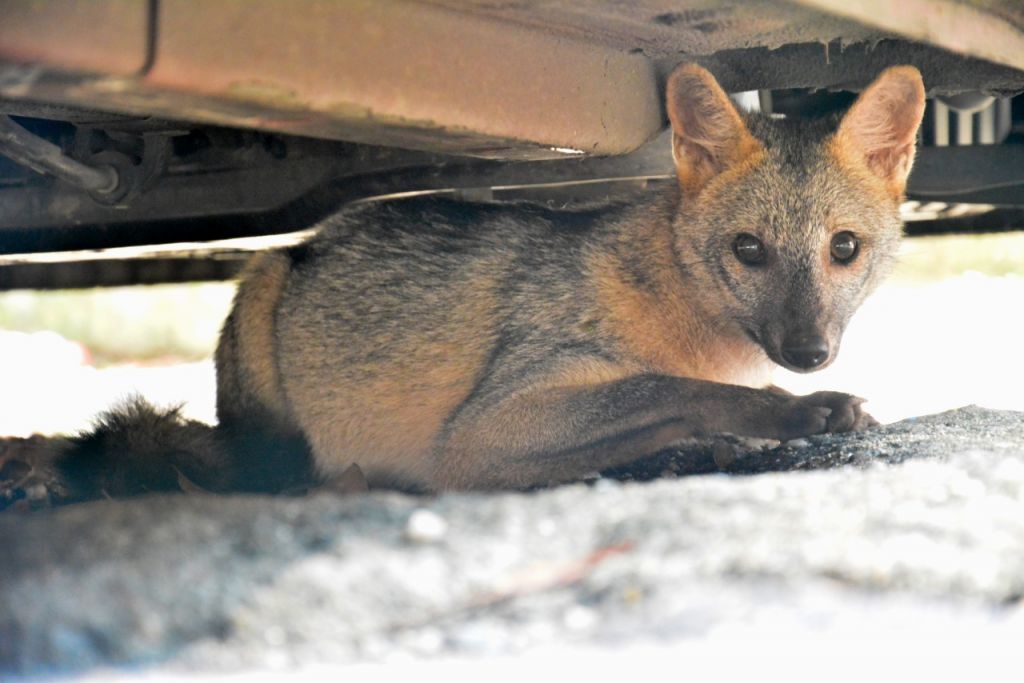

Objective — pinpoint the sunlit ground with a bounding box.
[775,232,1024,422]
[0,232,1022,437]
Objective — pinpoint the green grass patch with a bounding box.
[894,231,1024,282]
[0,282,236,364]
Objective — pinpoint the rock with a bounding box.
[404,508,448,543]
[2,406,1024,676]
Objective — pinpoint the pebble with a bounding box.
[713,441,737,469]
[404,508,448,543]
[563,606,598,631]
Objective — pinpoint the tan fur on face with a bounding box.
[589,214,774,388]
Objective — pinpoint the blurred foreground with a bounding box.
[4,406,1024,677]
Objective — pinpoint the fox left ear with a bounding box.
[836,65,926,198]
[666,64,763,197]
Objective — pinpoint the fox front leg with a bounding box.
[433,374,871,490]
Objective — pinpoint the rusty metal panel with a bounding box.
[793,0,1024,72]
[140,0,661,156]
[424,0,880,57]
[0,0,149,75]
[0,0,1022,158]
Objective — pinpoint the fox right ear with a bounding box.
[666,64,762,197]
[836,65,926,198]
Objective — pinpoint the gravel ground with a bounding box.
[3,406,1024,680]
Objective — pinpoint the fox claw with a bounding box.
[775,391,878,440]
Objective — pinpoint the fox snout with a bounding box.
[754,324,837,373]
[779,331,830,371]
[739,323,835,373]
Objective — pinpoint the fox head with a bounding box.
[666,64,925,373]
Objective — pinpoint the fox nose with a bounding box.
[781,335,830,370]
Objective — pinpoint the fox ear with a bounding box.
[666,64,762,197]
[836,65,926,197]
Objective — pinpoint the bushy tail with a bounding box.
[19,397,317,506]
[58,397,232,500]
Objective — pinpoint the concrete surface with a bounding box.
[2,406,1024,679]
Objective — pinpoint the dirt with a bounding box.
[2,405,1024,678]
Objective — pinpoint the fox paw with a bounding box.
[776,391,877,440]
[0,436,69,512]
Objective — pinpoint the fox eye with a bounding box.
[830,232,859,264]
[733,233,766,266]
